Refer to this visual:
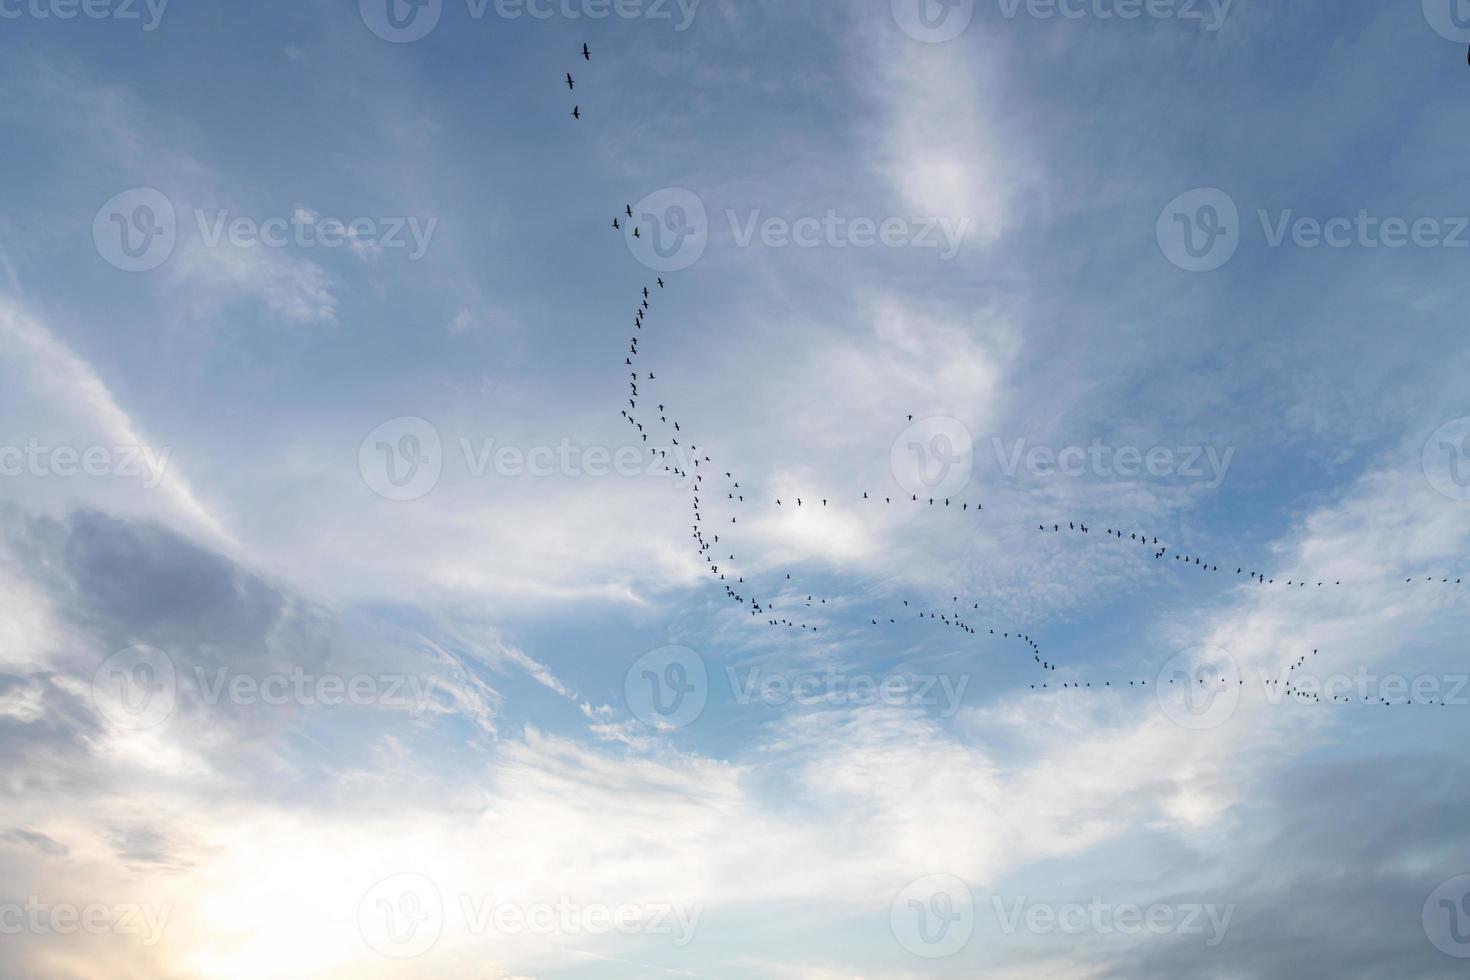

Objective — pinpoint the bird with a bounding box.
[582,42,591,60]
[612,217,620,229]
[566,73,575,90]
[571,106,581,119]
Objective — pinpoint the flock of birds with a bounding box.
[561,44,1466,711]
[566,43,591,120]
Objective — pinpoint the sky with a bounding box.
[3,0,1470,977]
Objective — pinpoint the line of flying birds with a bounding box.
[573,41,1465,708]
[567,42,591,120]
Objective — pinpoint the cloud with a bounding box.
[866,26,1027,245]
[1099,756,1470,980]
[0,296,232,545]
[0,828,69,857]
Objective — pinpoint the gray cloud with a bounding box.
[0,828,69,857]
[1100,755,1470,980]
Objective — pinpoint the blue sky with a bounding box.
[3,0,1470,977]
